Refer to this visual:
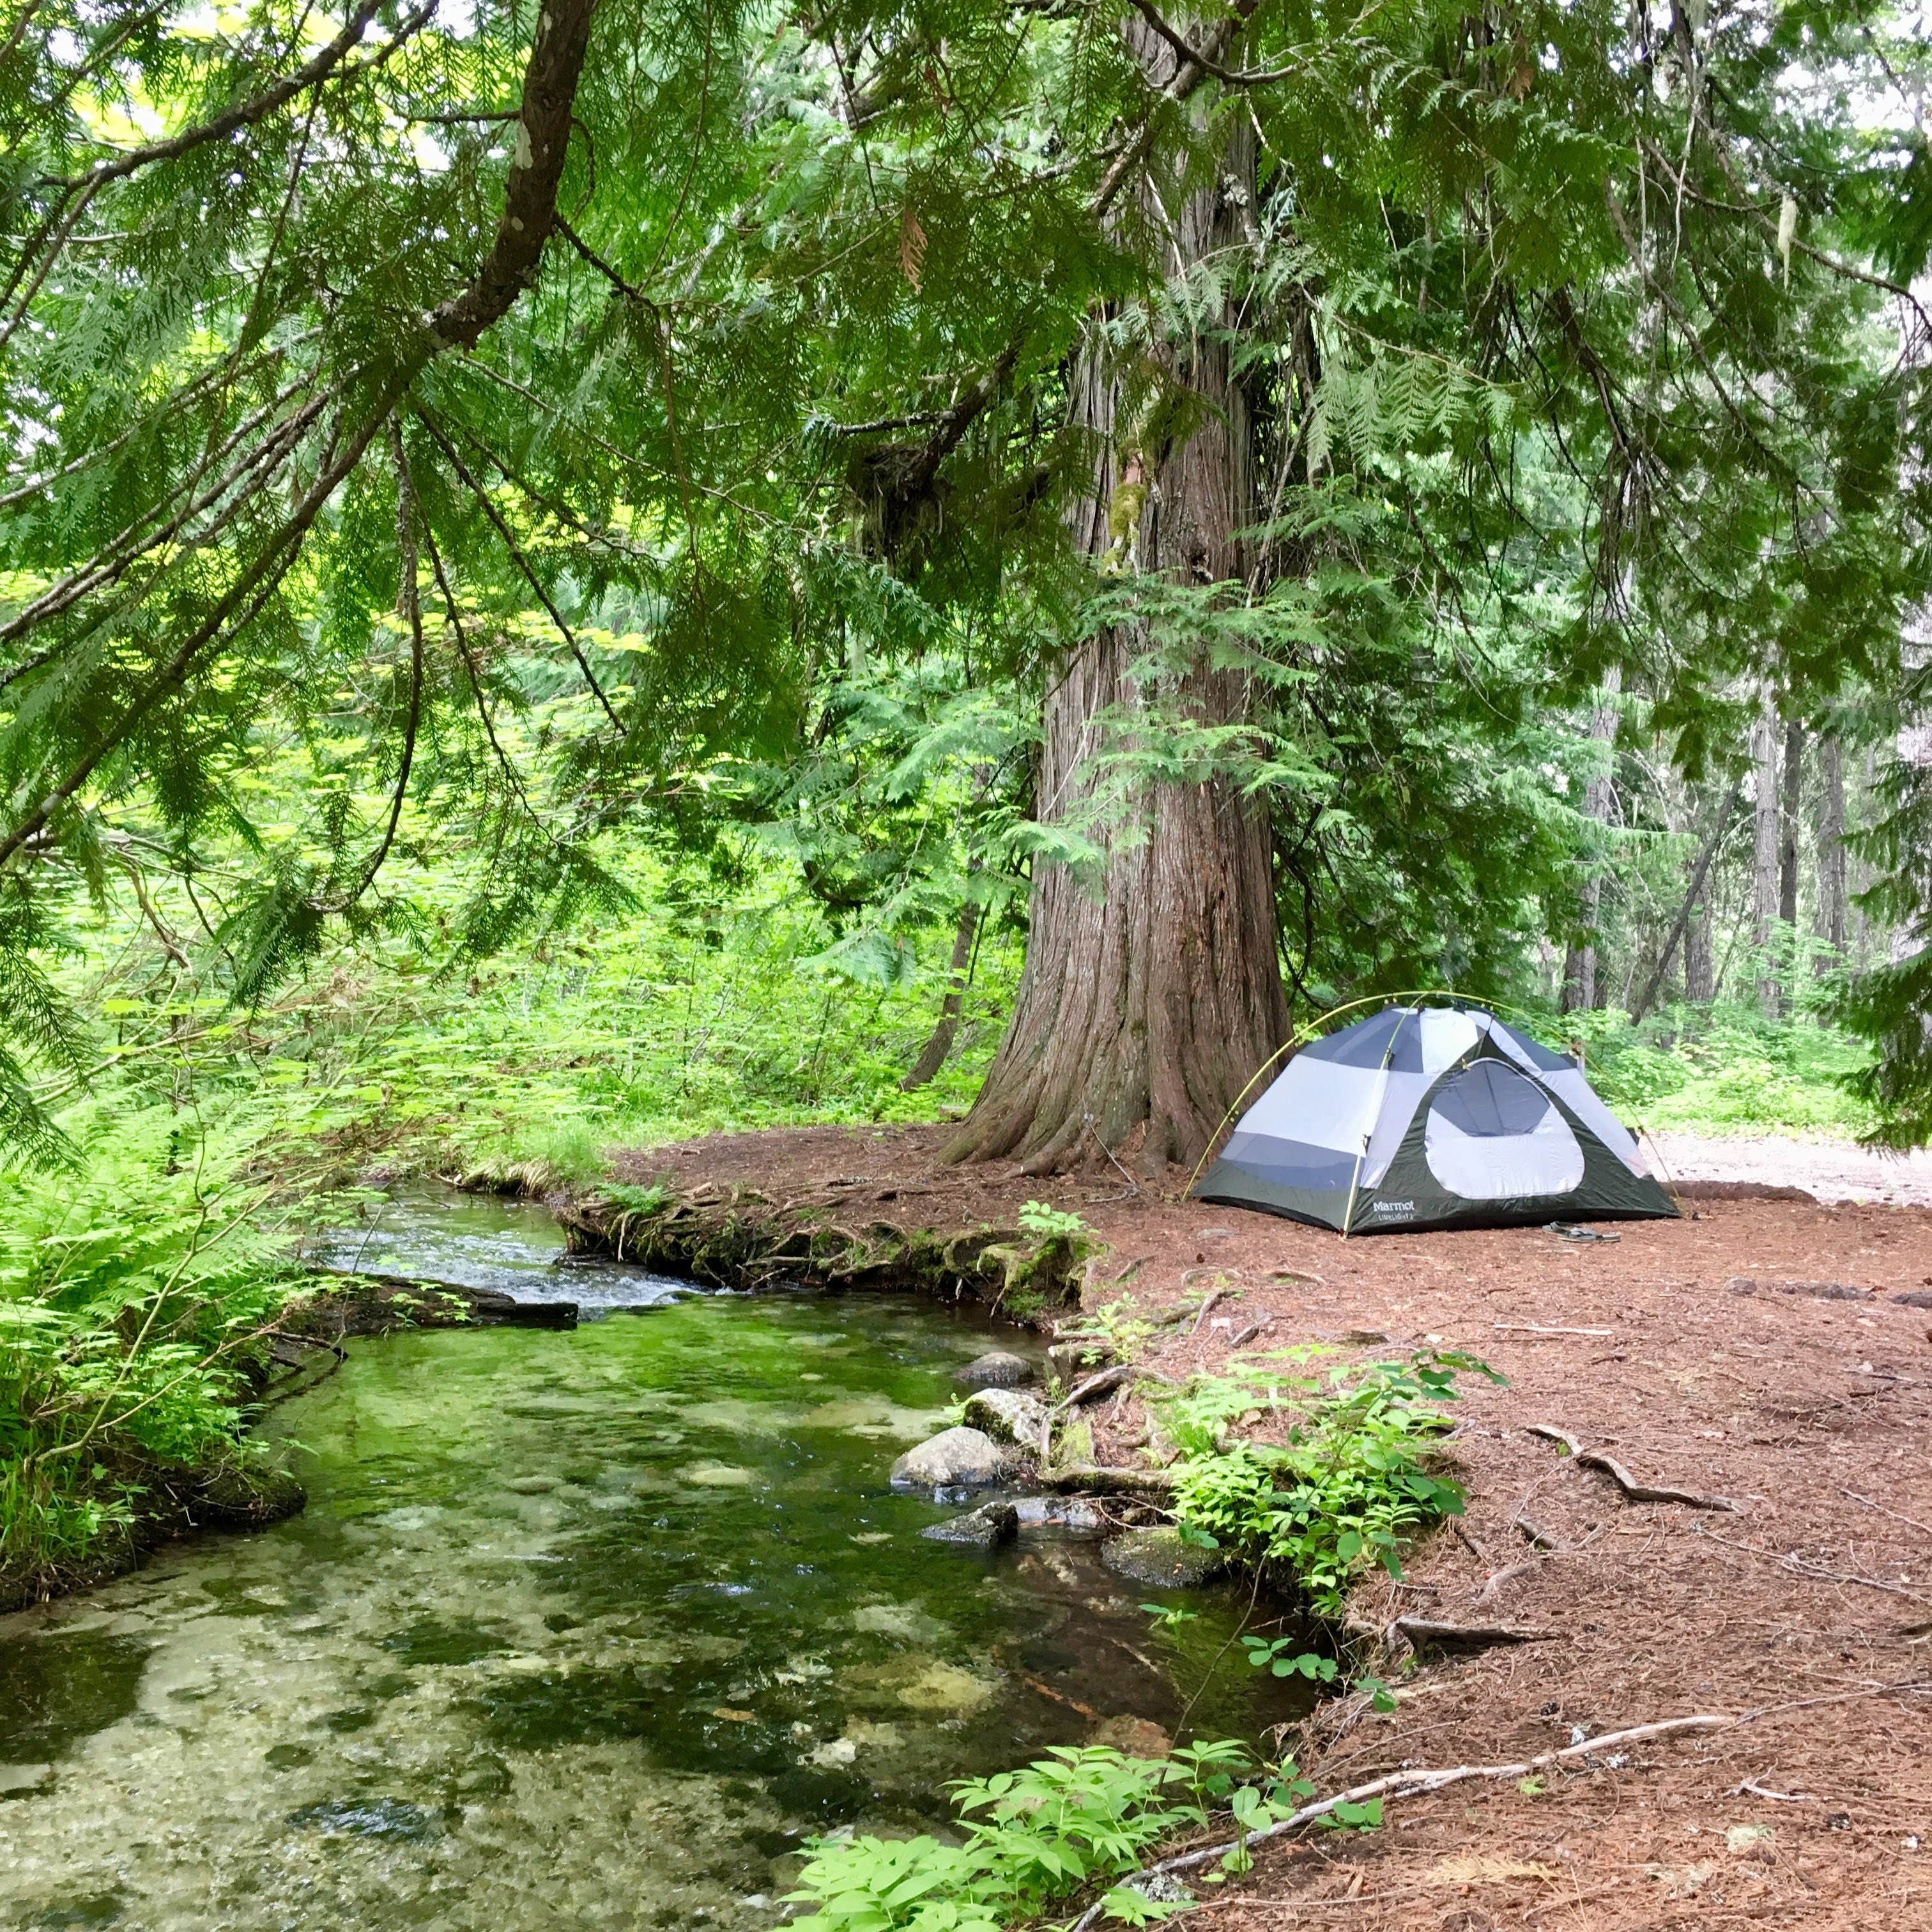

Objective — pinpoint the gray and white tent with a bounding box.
[1195,1003,1676,1234]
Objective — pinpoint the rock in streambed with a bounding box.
[1100,1527,1224,1588]
[889,1427,1015,1491]
[953,1351,1034,1389]
[919,1501,1019,1550]
[962,1388,1050,1447]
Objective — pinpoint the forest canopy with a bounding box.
[3,0,1931,1164]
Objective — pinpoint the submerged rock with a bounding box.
[962,1388,1049,1447]
[1089,1715,1173,1759]
[188,1464,306,1531]
[954,1351,1033,1389]
[889,1427,1015,1491]
[919,1501,1018,1551]
[286,1796,437,1842]
[1100,1527,1224,1588]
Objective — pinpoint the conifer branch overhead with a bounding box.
[36,0,422,192]
[427,0,600,349]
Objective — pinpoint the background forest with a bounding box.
[4,0,1932,1579]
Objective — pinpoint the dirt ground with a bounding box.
[615,1124,1932,1931]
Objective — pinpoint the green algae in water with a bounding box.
[0,1289,1309,1930]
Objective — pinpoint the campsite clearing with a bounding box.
[613,1123,1932,1931]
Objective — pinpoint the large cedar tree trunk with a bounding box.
[947,88,1285,1174]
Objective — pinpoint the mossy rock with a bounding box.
[1100,1527,1224,1589]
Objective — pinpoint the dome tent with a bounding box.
[1193,1003,1677,1234]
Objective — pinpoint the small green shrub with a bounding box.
[1162,1351,1499,1615]
[1016,1200,1091,1241]
[785,1740,1325,1930]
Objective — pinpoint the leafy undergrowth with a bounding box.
[49,853,1022,1187]
[1156,1351,1500,1617]
[1558,1001,1876,1138]
[0,1107,307,1602]
[785,1740,1356,1930]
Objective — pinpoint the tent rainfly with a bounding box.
[1194,1003,1677,1234]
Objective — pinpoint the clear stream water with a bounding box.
[0,1192,1302,1931]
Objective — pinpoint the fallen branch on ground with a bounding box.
[1514,1511,1563,1549]
[1528,1423,1736,1511]
[1066,1715,1736,1931]
[1477,1517,1601,1603]
[1494,1323,1614,1338]
[1843,1490,1932,1539]
[1392,1617,1561,1648]
[1190,1285,1232,1331]
[1473,1558,1544,1606]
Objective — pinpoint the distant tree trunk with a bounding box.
[947,88,1285,1174]
[1684,889,1714,1002]
[902,894,979,1091]
[1630,781,1740,1022]
[1814,732,1847,980]
[1752,689,1781,1013]
[1561,669,1621,1012]
[1851,743,1874,967]
[1778,716,1804,929]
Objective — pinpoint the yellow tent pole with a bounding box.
[1181,988,1464,1200]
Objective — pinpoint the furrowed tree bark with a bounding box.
[947,40,1285,1174]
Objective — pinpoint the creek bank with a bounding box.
[0,1429,308,1616]
[555,1178,1089,1318]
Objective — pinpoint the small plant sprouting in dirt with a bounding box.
[1016,1200,1091,1241]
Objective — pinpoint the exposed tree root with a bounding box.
[1528,1423,1738,1510]
[1392,1617,1563,1648]
[1036,1464,1180,1495]
[556,1185,1087,1317]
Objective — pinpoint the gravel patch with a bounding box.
[1642,1130,1932,1207]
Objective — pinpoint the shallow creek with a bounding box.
[0,1192,1303,1931]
